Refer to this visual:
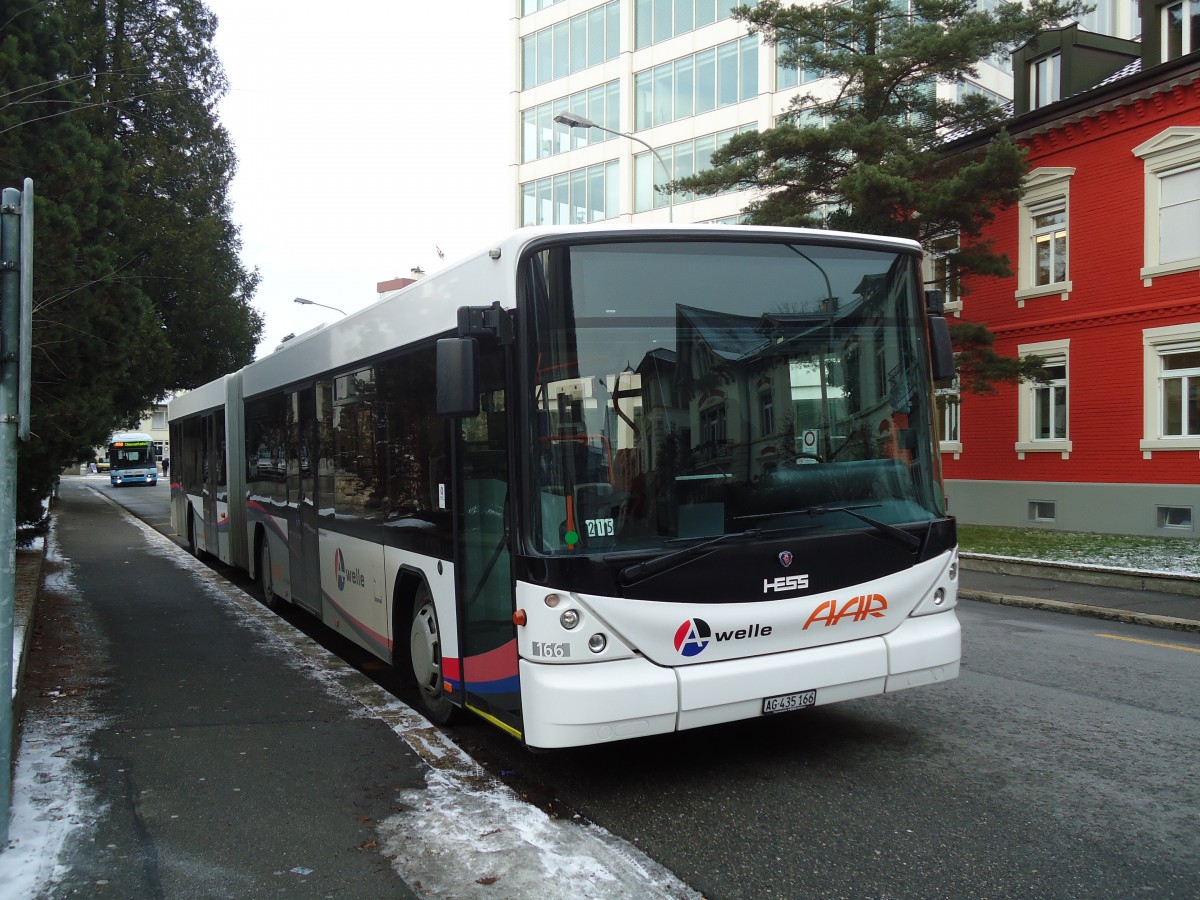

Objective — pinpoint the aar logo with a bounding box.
[674,618,711,657]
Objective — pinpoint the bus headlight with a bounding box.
[560,609,580,630]
[588,633,607,653]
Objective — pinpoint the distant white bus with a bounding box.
[168,224,961,750]
[107,431,157,487]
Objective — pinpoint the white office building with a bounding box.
[513,0,1142,228]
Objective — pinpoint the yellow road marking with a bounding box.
[1097,633,1200,653]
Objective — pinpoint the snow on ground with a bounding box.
[2,494,698,899]
[1,521,106,896]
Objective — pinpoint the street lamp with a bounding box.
[294,296,346,316]
[553,113,673,223]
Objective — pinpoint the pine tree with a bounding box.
[675,0,1087,388]
[0,0,261,534]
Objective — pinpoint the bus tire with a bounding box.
[187,507,208,562]
[409,588,459,725]
[258,534,283,611]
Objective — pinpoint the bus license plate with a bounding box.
[762,690,816,715]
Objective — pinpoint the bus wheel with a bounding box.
[259,538,282,610]
[187,510,203,560]
[409,591,458,725]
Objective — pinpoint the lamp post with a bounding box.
[294,296,346,316]
[553,113,673,224]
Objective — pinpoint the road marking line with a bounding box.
[1097,633,1200,653]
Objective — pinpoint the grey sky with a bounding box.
[204,1,514,358]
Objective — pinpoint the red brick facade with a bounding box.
[940,60,1200,535]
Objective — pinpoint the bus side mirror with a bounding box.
[436,337,480,417]
[927,315,956,383]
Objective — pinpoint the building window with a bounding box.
[1133,128,1200,281]
[1160,347,1200,437]
[635,0,755,49]
[521,160,621,226]
[1157,505,1194,530]
[634,124,754,212]
[1033,357,1068,441]
[522,1,620,89]
[1032,203,1067,287]
[1141,323,1200,454]
[1016,339,1071,457]
[1162,0,1199,60]
[759,391,774,436]
[634,36,759,130]
[1028,500,1057,522]
[522,81,619,163]
[1029,52,1061,109]
[936,382,961,456]
[1016,168,1074,302]
[925,233,962,313]
[523,0,566,14]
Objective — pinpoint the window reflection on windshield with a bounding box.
[525,239,944,555]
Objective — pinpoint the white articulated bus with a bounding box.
[168,225,962,750]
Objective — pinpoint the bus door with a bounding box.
[287,386,321,614]
[455,347,520,734]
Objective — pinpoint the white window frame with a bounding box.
[1016,338,1072,457]
[1132,127,1200,283]
[1141,322,1200,455]
[924,233,962,315]
[1029,52,1061,110]
[1016,168,1074,303]
[936,381,962,457]
[1161,0,1199,60]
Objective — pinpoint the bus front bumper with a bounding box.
[519,609,960,750]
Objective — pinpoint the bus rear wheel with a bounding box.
[409,591,458,725]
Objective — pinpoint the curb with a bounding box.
[10,541,46,759]
[959,588,1200,634]
[960,554,1200,597]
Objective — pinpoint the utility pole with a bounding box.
[0,178,33,847]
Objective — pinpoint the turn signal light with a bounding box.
[513,609,528,626]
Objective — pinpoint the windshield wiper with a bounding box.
[734,504,921,551]
[618,527,764,586]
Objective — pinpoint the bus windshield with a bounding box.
[525,238,945,555]
[110,439,154,471]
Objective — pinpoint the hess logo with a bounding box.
[803,594,888,630]
[764,574,809,594]
[333,549,365,592]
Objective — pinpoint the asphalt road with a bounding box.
[95,476,1200,899]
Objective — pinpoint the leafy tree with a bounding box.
[0,0,261,535]
[674,0,1085,388]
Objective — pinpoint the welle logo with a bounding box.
[333,548,365,592]
[673,617,773,657]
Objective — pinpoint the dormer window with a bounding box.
[1029,52,1061,109]
[1163,0,1199,60]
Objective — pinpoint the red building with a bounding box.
[939,24,1200,538]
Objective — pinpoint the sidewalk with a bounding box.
[959,559,1200,633]
[4,479,698,900]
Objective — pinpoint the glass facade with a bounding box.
[521,160,621,226]
[634,0,756,49]
[522,81,620,164]
[634,36,759,129]
[634,124,755,212]
[522,1,620,89]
